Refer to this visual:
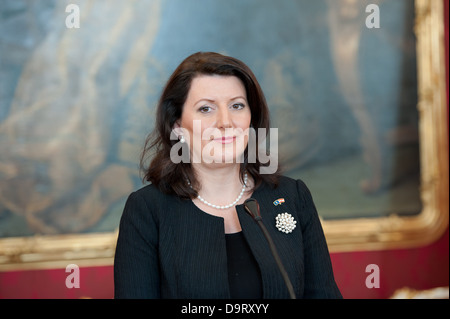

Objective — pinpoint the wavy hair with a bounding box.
[140,52,279,199]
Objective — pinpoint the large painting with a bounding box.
[0,0,447,268]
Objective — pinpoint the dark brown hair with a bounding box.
[140,52,279,199]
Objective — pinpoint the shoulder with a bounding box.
[123,183,187,218]
[269,175,316,212]
[256,174,315,210]
[133,183,166,200]
[272,175,312,196]
[132,183,184,203]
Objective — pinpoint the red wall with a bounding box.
[331,230,449,298]
[0,266,114,299]
[0,1,448,299]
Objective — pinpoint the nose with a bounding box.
[216,106,232,129]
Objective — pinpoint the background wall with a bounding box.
[0,0,422,236]
[0,0,448,298]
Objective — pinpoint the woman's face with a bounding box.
[177,75,251,166]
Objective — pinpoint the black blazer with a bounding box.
[114,176,342,299]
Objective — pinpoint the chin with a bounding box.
[202,151,243,165]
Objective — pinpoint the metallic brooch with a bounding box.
[275,212,297,233]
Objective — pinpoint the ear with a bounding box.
[172,120,182,135]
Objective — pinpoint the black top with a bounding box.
[225,232,263,299]
[114,175,342,299]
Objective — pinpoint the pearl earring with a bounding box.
[179,135,185,143]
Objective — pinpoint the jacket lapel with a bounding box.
[236,191,295,299]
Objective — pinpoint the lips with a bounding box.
[213,136,236,144]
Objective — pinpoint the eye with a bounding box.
[231,103,245,110]
[198,105,212,113]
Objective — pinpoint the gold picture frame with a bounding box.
[322,0,449,252]
[0,0,447,271]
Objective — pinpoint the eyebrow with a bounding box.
[193,96,247,106]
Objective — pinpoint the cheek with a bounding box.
[230,106,252,128]
[182,119,212,151]
[178,112,191,133]
[179,115,201,138]
[238,112,252,130]
[244,108,252,124]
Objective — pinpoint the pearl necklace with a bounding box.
[188,172,248,210]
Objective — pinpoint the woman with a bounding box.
[114,52,342,299]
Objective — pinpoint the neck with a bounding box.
[192,164,247,200]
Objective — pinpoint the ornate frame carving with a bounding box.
[0,0,447,270]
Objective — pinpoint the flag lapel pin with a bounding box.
[273,198,285,206]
